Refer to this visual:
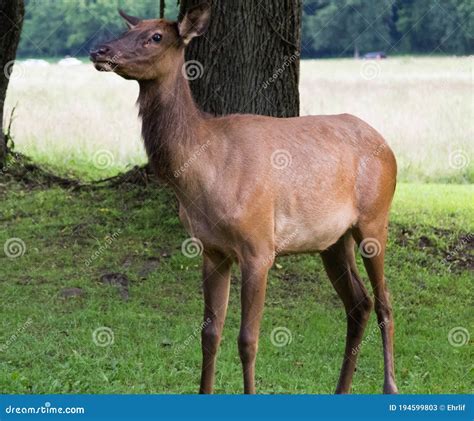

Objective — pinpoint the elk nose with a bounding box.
[90,45,111,59]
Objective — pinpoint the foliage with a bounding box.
[303,0,395,56]
[17,0,473,58]
[394,0,474,54]
[18,0,179,57]
[302,0,473,56]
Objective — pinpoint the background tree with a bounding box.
[302,0,473,56]
[303,0,395,57]
[0,0,25,167]
[394,0,473,54]
[14,0,474,59]
[18,0,179,57]
[179,0,302,118]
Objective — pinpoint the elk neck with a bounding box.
[137,58,204,182]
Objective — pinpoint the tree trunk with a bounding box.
[179,0,301,118]
[0,0,25,167]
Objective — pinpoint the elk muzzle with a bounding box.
[90,44,117,71]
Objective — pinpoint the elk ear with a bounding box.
[119,9,140,29]
[178,3,211,45]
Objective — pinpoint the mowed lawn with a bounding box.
[0,179,472,394]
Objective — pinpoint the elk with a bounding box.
[90,4,398,394]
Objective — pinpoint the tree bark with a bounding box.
[0,0,25,167]
[179,0,301,118]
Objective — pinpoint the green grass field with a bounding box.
[0,176,472,394]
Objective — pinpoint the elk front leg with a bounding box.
[199,252,232,394]
[238,258,271,394]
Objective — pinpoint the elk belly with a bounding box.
[274,205,357,253]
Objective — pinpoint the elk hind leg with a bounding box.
[354,220,398,394]
[321,233,373,394]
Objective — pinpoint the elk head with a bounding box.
[90,3,211,81]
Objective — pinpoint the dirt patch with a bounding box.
[395,228,413,247]
[59,287,85,299]
[138,258,161,279]
[121,252,171,280]
[0,152,82,192]
[441,233,473,272]
[393,225,473,272]
[418,235,433,248]
[100,272,130,301]
[0,152,160,194]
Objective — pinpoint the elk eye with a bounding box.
[152,33,162,43]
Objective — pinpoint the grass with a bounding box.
[0,178,472,394]
[4,56,473,182]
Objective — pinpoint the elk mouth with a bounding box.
[90,57,118,72]
[89,52,121,72]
